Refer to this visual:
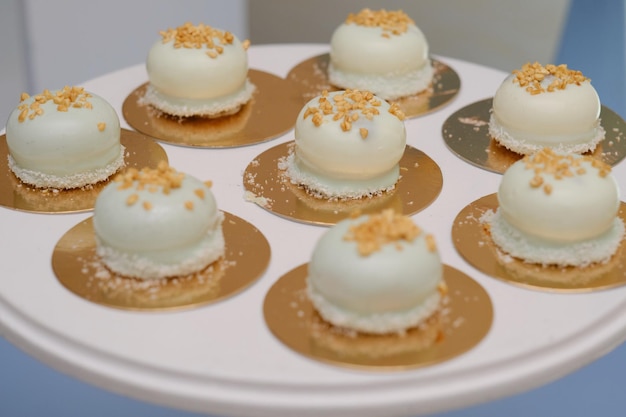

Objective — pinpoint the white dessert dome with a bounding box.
[487,148,624,266]
[142,22,255,118]
[94,162,224,280]
[328,8,433,100]
[489,62,604,155]
[284,89,406,199]
[307,209,445,334]
[5,86,124,189]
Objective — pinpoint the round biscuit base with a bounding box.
[485,209,625,267]
[280,152,399,200]
[96,227,225,281]
[328,61,434,101]
[307,279,442,335]
[7,146,126,190]
[488,115,606,155]
[140,81,256,119]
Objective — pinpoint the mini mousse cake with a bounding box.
[282,89,406,200]
[5,86,124,189]
[328,8,433,100]
[488,62,605,155]
[483,148,624,267]
[307,209,446,334]
[93,162,224,280]
[142,22,255,118]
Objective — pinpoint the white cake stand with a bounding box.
[1,45,626,417]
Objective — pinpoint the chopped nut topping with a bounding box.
[343,209,423,256]
[437,281,448,296]
[302,89,404,136]
[543,184,553,195]
[521,148,611,194]
[194,188,205,199]
[345,8,414,37]
[114,161,209,211]
[425,234,437,252]
[159,22,249,59]
[529,175,543,188]
[512,62,589,95]
[126,194,139,206]
[97,122,106,132]
[16,86,93,122]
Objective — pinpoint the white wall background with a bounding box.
[0,0,248,125]
[0,0,30,125]
[249,0,570,72]
[4,1,624,125]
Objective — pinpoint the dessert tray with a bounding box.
[2,45,626,417]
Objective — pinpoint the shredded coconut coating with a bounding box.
[96,220,225,280]
[328,63,434,101]
[488,114,605,156]
[512,62,589,95]
[140,81,255,118]
[307,283,442,335]
[7,146,125,190]
[483,210,625,267]
[345,8,414,36]
[281,152,399,200]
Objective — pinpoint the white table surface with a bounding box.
[2,44,626,417]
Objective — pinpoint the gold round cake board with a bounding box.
[122,69,305,148]
[263,263,493,370]
[442,98,626,174]
[52,212,270,311]
[452,194,626,292]
[286,54,461,119]
[0,129,167,214]
[243,142,443,226]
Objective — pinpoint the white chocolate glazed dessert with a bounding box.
[483,148,624,267]
[282,89,406,200]
[307,209,446,334]
[93,162,224,280]
[488,62,605,155]
[328,9,433,100]
[142,22,255,118]
[5,86,124,189]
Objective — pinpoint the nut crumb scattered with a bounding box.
[343,209,423,256]
[345,8,414,37]
[512,62,589,95]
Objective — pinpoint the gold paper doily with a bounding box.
[122,70,305,148]
[243,142,443,226]
[442,98,626,174]
[263,263,493,370]
[286,54,460,119]
[452,194,626,292]
[52,212,270,311]
[0,130,167,214]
